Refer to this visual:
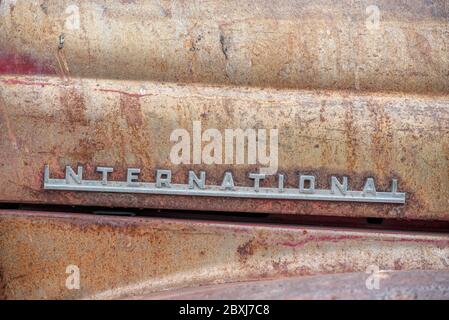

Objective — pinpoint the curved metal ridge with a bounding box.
[1,0,448,94]
[1,210,449,300]
[140,270,449,300]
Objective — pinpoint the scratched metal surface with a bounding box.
[0,210,448,300]
[0,0,448,218]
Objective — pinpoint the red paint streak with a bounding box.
[0,53,56,75]
[97,88,154,98]
[1,78,54,87]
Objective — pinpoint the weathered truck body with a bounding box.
[0,0,448,299]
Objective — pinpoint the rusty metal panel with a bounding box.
[0,74,448,219]
[1,0,449,94]
[1,0,448,303]
[0,1,448,219]
[1,210,449,300]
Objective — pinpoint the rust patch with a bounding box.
[343,100,358,171]
[369,100,394,180]
[119,95,143,130]
[407,31,434,67]
[60,87,88,127]
[0,53,55,75]
[237,239,255,263]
